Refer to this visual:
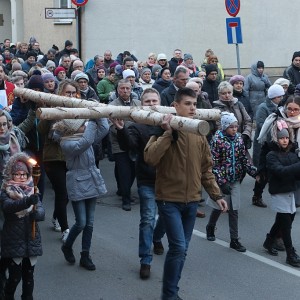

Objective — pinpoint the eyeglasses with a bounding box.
[0,122,7,128]
[13,173,28,178]
[286,107,300,113]
[64,91,77,96]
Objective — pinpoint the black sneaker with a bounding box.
[230,239,246,252]
[153,241,164,255]
[61,245,75,264]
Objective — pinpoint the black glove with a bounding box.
[242,134,252,149]
[220,183,232,195]
[25,194,39,206]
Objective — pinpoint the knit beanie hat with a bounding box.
[221,112,238,130]
[292,51,300,62]
[12,62,22,72]
[122,69,135,79]
[27,74,44,90]
[53,119,86,136]
[46,60,56,69]
[11,70,28,79]
[12,161,29,174]
[152,64,162,76]
[257,61,264,69]
[140,68,151,77]
[71,70,82,81]
[205,64,218,76]
[54,66,66,76]
[229,75,245,85]
[74,72,89,82]
[274,78,290,87]
[65,40,73,47]
[26,51,37,60]
[183,53,193,61]
[268,85,284,99]
[277,128,289,139]
[42,73,55,83]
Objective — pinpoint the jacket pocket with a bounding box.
[76,173,94,194]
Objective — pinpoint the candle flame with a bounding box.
[28,158,37,166]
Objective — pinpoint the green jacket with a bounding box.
[97,77,115,103]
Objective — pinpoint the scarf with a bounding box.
[4,178,34,218]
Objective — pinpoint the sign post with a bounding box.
[225,0,242,74]
[71,0,89,58]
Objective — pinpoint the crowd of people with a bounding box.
[1,37,300,299]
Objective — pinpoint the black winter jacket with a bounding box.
[266,142,300,195]
[161,84,177,106]
[1,193,44,258]
[202,78,220,105]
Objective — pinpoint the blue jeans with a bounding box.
[157,201,198,300]
[65,198,96,252]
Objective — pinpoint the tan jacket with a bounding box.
[144,130,222,203]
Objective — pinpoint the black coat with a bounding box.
[266,143,300,195]
[233,89,253,120]
[117,124,156,187]
[161,83,177,106]
[152,78,171,95]
[1,193,44,258]
[202,78,220,105]
[168,57,183,76]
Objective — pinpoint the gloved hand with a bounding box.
[25,194,39,206]
[242,134,252,149]
[220,183,232,195]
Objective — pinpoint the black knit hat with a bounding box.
[65,40,73,48]
[26,51,37,60]
[27,74,44,91]
[205,64,218,76]
[292,51,300,62]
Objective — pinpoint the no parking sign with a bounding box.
[71,0,88,7]
[225,0,240,17]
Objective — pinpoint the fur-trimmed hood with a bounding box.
[2,152,33,185]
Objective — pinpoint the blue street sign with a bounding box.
[226,17,243,44]
[71,0,88,6]
[225,0,240,17]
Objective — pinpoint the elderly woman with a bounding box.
[213,81,253,148]
[229,75,253,120]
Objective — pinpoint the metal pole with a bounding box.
[236,43,241,75]
[76,7,82,57]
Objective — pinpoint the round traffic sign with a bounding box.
[225,0,240,17]
[71,0,88,7]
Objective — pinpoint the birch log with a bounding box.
[14,88,221,121]
[36,107,210,136]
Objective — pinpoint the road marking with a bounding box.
[193,229,300,278]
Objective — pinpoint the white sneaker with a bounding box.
[61,229,70,244]
[52,218,61,232]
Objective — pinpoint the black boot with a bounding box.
[80,251,96,271]
[0,272,6,300]
[252,196,267,208]
[206,225,216,241]
[263,234,278,256]
[286,247,300,267]
[61,245,75,264]
[230,239,246,252]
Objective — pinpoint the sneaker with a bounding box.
[139,264,150,280]
[52,218,61,232]
[230,239,246,252]
[61,245,75,264]
[61,229,69,243]
[153,241,164,255]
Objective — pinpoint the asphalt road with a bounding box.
[13,157,300,300]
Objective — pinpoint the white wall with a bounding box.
[81,0,300,70]
[0,0,12,42]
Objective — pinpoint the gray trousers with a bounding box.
[208,200,239,239]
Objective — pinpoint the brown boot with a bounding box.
[252,196,267,208]
[140,264,150,279]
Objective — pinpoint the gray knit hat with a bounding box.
[53,119,86,136]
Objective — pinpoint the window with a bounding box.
[53,0,73,25]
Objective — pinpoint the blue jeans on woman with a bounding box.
[157,201,198,300]
[138,185,166,265]
[65,197,96,251]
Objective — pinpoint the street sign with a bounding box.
[71,0,88,6]
[225,0,240,17]
[45,8,76,19]
[226,17,243,44]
